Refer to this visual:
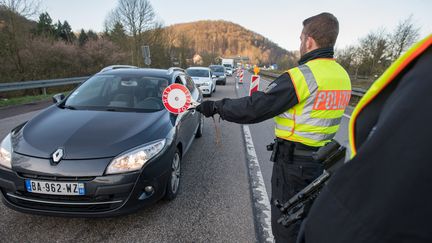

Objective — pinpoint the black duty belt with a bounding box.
[268,138,321,162]
[276,138,319,158]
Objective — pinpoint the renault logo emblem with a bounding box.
[52,148,64,163]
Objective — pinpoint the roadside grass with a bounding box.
[0,92,70,108]
[0,94,51,107]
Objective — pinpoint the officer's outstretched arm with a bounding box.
[214,73,299,124]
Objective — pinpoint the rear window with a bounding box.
[210,66,225,72]
[186,69,209,78]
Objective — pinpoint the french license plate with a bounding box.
[25,179,85,196]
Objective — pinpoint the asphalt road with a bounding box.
[0,72,353,242]
[0,77,256,243]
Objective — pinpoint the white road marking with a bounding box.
[242,125,274,242]
[343,114,351,119]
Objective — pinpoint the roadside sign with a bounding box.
[239,69,244,84]
[254,66,260,75]
[249,75,260,96]
[142,45,151,66]
[142,45,151,58]
[144,57,151,66]
[162,84,192,114]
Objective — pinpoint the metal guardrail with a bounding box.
[258,70,367,98]
[0,76,90,94]
[0,71,367,100]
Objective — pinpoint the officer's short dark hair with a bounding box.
[302,12,339,48]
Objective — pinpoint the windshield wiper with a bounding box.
[59,104,77,110]
[105,108,123,112]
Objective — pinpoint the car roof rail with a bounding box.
[99,65,139,73]
[167,67,185,75]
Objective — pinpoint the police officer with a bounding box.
[196,12,351,242]
[298,35,432,243]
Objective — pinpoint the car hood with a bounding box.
[191,77,211,84]
[12,106,171,159]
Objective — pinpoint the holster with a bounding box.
[268,139,279,162]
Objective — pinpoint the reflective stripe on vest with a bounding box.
[275,58,351,147]
[349,35,432,157]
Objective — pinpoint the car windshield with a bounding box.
[64,74,169,112]
[186,69,209,78]
[210,66,224,72]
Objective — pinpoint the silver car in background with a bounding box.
[186,67,216,97]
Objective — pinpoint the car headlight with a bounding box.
[0,134,12,169]
[204,81,211,86]
[106,139,166,175]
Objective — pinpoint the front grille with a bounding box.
[5,191,124,213]
[18,173,95,182]
[19,190,103,202]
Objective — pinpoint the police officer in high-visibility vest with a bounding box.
[196,12,351,242]
[298,35,432,243]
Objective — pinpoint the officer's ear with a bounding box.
[306,36,319,52]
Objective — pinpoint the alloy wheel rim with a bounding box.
[171,153,180,193]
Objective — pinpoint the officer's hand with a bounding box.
[196,101,217,117]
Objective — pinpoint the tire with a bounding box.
[223,81,226,85]
[213,84,216,93]
[164,148,181,200]
[195,114,203,138]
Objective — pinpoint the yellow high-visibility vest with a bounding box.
[275,58,352,147]
[349,35,432,157]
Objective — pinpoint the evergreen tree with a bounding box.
[54,20,75,43]
[78,29,88,46]
[87,30,98,40]
[61,21,75,43]
[36,12,54,37]
[53,20,63,40]
[109,22,127,47]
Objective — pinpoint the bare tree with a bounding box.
[108,0,156,66]
[0,0,40,80]
[357,29,388,77]
[0,0,40,18]
[388,15,420,60]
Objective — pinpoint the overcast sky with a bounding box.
[40,0,432,51]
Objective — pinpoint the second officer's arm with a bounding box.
[212,73,299,124]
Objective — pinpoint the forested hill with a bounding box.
[167,20,297,67]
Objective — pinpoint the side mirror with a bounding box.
[212,75,216,78]
[52,93,65,104]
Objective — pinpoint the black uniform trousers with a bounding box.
[271,139,323,243]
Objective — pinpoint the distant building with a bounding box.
[193,54,203,65]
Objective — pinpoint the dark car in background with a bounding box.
[209,65,226,85]
[0,67,204,217]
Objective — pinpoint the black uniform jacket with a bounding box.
[214,48,334,124]
[302,46,432,242]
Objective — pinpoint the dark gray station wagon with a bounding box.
[0,67,203,217]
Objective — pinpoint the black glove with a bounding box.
[196,101,218,117]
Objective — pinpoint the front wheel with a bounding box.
[164,149,181,200]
